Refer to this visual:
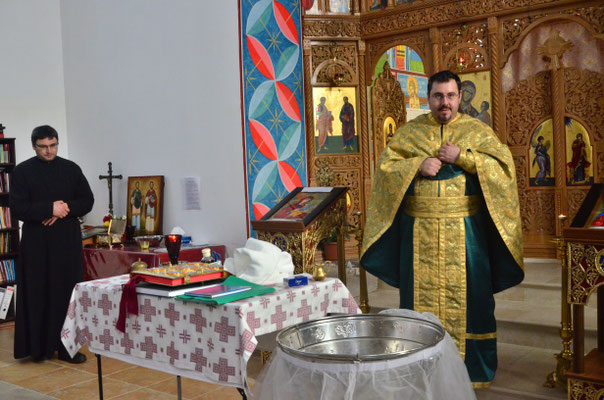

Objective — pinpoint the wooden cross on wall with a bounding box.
[99,162,122,216]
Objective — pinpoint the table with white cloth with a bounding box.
[60,274,360,397]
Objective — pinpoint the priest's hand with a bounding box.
[438,142,460,164]
[419,157,442,177]
[53,200,70,218]
[42,217,58,226]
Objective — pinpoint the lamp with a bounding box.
[328,42,344,86]
[454,24,468,72]
[164,234,182,267]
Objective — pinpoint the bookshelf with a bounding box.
[0,136,18,322]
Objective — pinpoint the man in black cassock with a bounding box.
[10,125,94,363]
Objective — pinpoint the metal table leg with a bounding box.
[237,388,248,399]
[95,354,103,400]
[176,375,182,400]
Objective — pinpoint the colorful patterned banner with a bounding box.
[240,0,307,233]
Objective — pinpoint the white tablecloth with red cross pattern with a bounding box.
[61,274,360,395]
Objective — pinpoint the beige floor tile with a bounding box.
[0,359,67,384]
[194,386,247,400]
[47,376,141,400]
[12,366,96,394]
[148,376,225,399]
[0,348,17,368]
[56,352,133,375]
[110,387,178,399]
[106,365,173,387]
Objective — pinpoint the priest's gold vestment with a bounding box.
[361,113,524,386]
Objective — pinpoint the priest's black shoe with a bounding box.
[58,350,87,364]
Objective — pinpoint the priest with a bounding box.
[361,71,524,387]
[10,125,94,363]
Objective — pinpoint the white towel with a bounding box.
[223,238,294,285]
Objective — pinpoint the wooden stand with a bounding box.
[564,229,604,398]
[252,188,348,282]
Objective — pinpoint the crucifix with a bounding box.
[99,162,122,216]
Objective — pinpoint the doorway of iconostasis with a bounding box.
[370,45,429,163]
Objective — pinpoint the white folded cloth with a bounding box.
[223,238,294,285]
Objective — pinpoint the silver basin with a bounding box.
[277,313,444,362]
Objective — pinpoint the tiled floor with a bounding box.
[0,259,575,399]
[0,322,262,399]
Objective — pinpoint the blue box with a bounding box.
[284,275,308,287]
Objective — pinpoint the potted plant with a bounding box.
[321,230,339,261]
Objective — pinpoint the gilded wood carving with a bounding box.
[567,188,589,223]
[371,61,407,161]
[304,18,361,39]
[505,71,552,147]
[311,43,359,86]
[564,68,604,141]
[441,23,490,72]
[502,7,604,64]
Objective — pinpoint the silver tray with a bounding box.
[277,314,444,362]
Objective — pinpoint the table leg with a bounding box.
[237,388,248,399]
[95,354,103,400]
[177,375,182,400]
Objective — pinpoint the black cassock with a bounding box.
[10,156,94,359]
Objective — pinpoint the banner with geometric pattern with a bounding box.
[240,0,307,234]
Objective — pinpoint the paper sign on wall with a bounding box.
[183,177,201,210]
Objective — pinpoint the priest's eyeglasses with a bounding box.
[35,143,58,151]
[430,93,459,102]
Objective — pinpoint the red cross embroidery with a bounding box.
[99,328,114,351]
[164,303,180,327]
[67,300,76,320]
[131,319,142,334]
[214,317,236,343]
[190,347,207,372]
[75,326,92,346]
[179,329,191,344]
[140,336,158,359]
[213,357,235,382]
[190,309,207,333]
[320,293,329,313]
[240,329,256,354]
[246,311,261,335]
[342,295,358,314]
[332,280,343,291]
[311,284,320,296]
[286,290,296,303]
[139,299,157,322]
[156,324,167,338]
[97,293,113,316]
[120,332,134,355]
[259,297,271,309]
[60,328,70,340]
[167,341,179,365]
[270,305,287,330]
[297,299,312,322]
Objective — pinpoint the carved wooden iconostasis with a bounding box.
[302,0,603,259]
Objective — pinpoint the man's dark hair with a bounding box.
[427,70,461,95]
[31,125,59,146]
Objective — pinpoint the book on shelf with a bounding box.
[185,284,252,299]
[0,259,15,283]
[0,285,14,319]
[135,281,221,298]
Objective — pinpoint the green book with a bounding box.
[175,275,275,305]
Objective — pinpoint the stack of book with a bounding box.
[0,259,15,283]
[0,207,12,228]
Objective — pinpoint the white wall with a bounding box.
[2,0,248,252]
[0,0,68,163]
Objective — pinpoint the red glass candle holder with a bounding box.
[164,234,182,266]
